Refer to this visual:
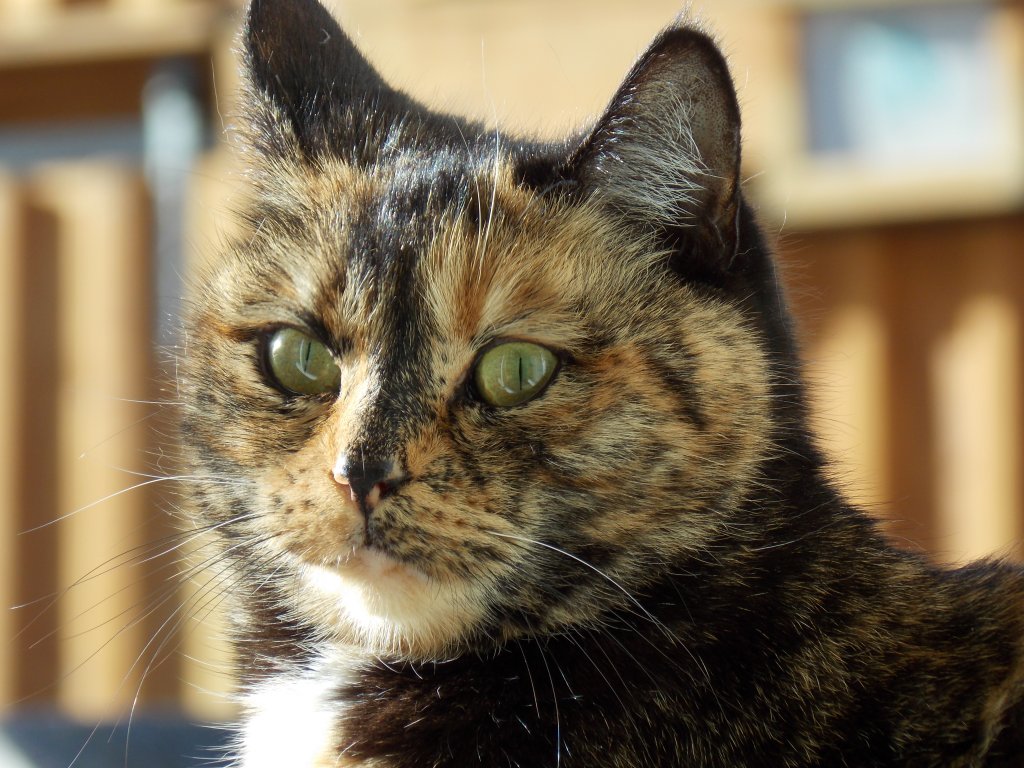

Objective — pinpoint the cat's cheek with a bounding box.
[253,445,365,563]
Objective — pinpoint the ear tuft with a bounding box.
[570,27,742,259]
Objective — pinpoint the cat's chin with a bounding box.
[294,547,488,659]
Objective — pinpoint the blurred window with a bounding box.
[803,3,1003,168]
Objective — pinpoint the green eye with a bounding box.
[266,328,341,396]
[474,341,558,408]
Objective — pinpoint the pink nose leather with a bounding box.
[332,453,400,513]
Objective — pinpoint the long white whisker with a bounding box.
[486,530,671,639]
[19,475,246,534]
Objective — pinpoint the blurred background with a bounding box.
[0,0,1022,764]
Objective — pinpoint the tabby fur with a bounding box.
[180,0,1024,765]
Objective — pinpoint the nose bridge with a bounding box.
[330,351,427,514]
[338,222,432,470]
[345,354,424,465]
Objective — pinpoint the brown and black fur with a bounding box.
[180,0,1024,765]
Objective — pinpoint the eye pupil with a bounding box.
[266,328,341,396]
[296,339,318,380]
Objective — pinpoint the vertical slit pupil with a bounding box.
[300,339,312,374]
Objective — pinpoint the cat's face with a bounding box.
[182,0,776,660]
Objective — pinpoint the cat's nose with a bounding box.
[332,454,403,513]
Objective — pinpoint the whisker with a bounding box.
[19,474,245,535]
[562,628,629,714]
[12,512,260,651]
[75,407,168,461]
[487,529,723,710]
[485,530,673,641]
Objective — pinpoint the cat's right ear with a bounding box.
[239,0,415,165]
[566,26,743,272]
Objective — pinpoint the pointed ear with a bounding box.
[240,0,421,164]
[569,27,742,263]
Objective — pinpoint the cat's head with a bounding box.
[182,0,795,661]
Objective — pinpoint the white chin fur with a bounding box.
[299,548,488,656]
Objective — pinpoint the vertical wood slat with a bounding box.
[784,219,1024,562]
[931,226,1023,562]
[877,231,951,550]
[791,234,890,511]
[932,294,1021,561]
[28,161,156,719]
[0,171,21,707]
[0,173,65,710]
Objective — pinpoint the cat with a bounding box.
[180,0,1024,765]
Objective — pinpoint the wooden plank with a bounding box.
[790,0,1004,10]
[109,0,168,10]
[879,226,955,554]
[932,294,1021,561]
[0,171,21,706]
[4,182,65,708]
[175,547,237,719]
[0,1,224,68]
[783,221,1023,564]
[1013,214,1024,562]
[326,0,775,139]
[28,161,158,719]
[931,223,1023,562]
[0,0,59,24]
[789,232,890,511]
[0,57,162,125]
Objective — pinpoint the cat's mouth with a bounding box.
[297,543,487,656]
[333,544,422,582]
[302,546,433,619]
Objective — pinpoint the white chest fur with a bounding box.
[239,662,351,768]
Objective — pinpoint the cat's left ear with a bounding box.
[239,0,423,164]
[568,26,742,264]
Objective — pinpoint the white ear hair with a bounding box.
[573,27,741,239]
[592,90,710,228]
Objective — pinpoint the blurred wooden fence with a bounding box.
[784,221,1024,562]
[0,0,1022,728]
[0,0,236,722]
[1,163,172,717]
